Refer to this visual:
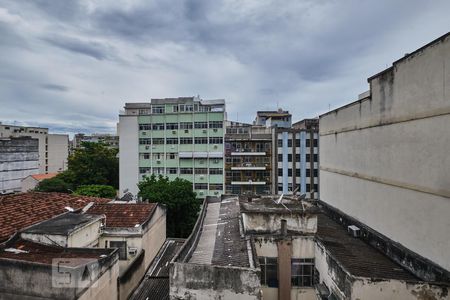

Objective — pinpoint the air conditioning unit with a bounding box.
[128,247,138,256]
[347,225,360,238]
[157,160,161,164]
[213,144,218,149]
[213,159,219,164]
[199,175,204,179]
[171,145,175,149]
[214,191,219,195]
[152,146,156,149]
[144,146,149,150]
[202,129,207,133]
[199,160,204,164]
[213,128,218,132]
[184,130,189,133]
[199,191,204,195]
[142,132,146,135]
[172,130,176,134]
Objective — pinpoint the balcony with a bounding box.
[231,150,266,156]
[230,163,267,171]
[231,181,266,185]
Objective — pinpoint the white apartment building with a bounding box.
[0,124,69,173]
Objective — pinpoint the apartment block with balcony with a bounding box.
[118,97,226,198]
[273,118,319,199]
[225,121,273,195]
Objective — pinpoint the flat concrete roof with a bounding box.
[22,212,103,235]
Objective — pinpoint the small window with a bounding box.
[288,154,292,162]
[259,257,278,287]
[313,154,318,162]
[313,139,318,147]
[291,258,314,287]
[295,154,300,162]
[278,168,283,177]
[110,241,127,260]
[287,139,292,147]
[288,169,292,177]
[277,139,282,147]
[278,154,283,162]
[295,139,300,147]
[306,169,310,177]
[313,169,318,177]
[306,139,310,147]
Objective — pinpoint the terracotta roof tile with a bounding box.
[86,203,157,228]
[0,192,111,242]
[30,173,58,181]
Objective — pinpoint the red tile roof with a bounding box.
[87,203,157,228]
[0,192,111,242]
[0,238,115,266]
[30,173,58,181]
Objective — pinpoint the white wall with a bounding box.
[118,115,139,197]
[319,34,450,271]
[47,134,69,173]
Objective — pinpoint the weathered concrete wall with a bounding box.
[118,115,139,197]
[351,279,449,300]
[21,176,38,192]
[47,134,69,173]
[0,253,119,300]
[254,236,315,259]
[170,263,261,299]
[319,34,450,272]
[118,250,146,300]
[242,213,317,234]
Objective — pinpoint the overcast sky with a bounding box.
[0,0,449,136]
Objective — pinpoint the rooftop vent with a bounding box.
[347,225,360,238]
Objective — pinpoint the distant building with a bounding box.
[21,172,58,192]
[0,137,39,194]
[254,108,292,128]
[72,133,119,150]
[273,118,319,198]
[225,121,273,195]
[319,33,450,281]
[0,124,69,173]
[118,96,226,198]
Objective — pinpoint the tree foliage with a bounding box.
[138,175,201,238]
[35,177,71,193]
[34,142,118,193]
[74,185,116,198]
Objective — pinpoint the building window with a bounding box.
[306,154,310,162]
[306,184,310,192]
[209,121,223,128]
[180,122,193,129]
[154,167,164,175]
[209,168,223,175]
[277,139,282,147]
[288,154,292,162]
[152,138,164,145]
[152,123,165,130]
[306,139,310,147]
[194,168,208,174]
[295,154,300,162]
[278,183,283,192]
[167,153,177,159]
[306,169,310,177]
[141,153,150,159]
[313,184,318,192]
[313,169,318,177]
[166,138,178,144]
[209,137,223,144]
[194,183,208,190]
[288,139,292,147]
[209,184,223,190]
[166,123,178,130]
[313,154,318,162]
[288,169,292,177]
[278,168,283,177]
[139,138,151,145]
[180,137,193,144]
[139,167,150,174]
[291,258,314,287]
[180,168,193,174]
[194,122,208,129]
[195,137,208,144]
[259,257,278,287]
[296,169,300,177]
[139,124,152,130]
[278,154,283,162]
[173,105,179,112]
[295,139,300,147]
[167,168,178,174]
[313,139,318,147]
[185,105,194,112]
[110,241,127,260]
[152,106,165,114]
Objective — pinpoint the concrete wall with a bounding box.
[118,115,139,197]
[0,138,39,193]
[319,34,450,271]
[47,134,69,173]
[254,236,315,259]
[21,176,38,192]
[242,213,317,235]
[170,263,261,300]
[0,254,119,300]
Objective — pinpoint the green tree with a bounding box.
[35,177,71,193]
[67,142,119,188]
[74,185,116,198]
[138,175,201,238]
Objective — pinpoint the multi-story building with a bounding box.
[273,118,319,199]
[253,108,292,128]
[225,121,272,195]
[0,137,39,194]
[72,133,119,150]
[320,33,450,281]
[0,124,68,173]
[118,97,226,198]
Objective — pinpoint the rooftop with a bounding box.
[129,239,185,300]
[316,214,419,281]
[240,195,320,215]
[0,192,111,242]
[86,203,157,228]
[0,237,116,266]
[22,212,104,235]
[29,173,58,181]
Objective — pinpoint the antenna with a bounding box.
[272,194,291,212]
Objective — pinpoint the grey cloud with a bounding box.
[40,83,69,92]
[42,35,112,60]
